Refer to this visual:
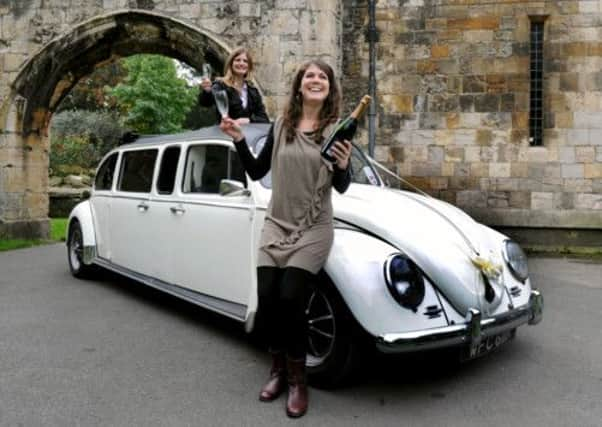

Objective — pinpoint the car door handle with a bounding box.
[137,202,149,212]
[170,206,186,215]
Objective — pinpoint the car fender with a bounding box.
[67,200,97,264]
[323,228,449,338]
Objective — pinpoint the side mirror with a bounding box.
[81,189,91,200]
[219,179,250,197]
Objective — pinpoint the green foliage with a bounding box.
[50,110,125,174]
[51,218,68,242]
[108,54,199,134]
[58,62,126,112]
[49,135,99,175]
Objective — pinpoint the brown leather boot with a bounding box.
[259,351,286,402]
[286,357,308,418]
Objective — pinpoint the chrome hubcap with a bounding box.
[69,229,83,270]
[305,289,336,367]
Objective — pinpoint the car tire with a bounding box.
[67,220,96,279]
[305,274,367,388]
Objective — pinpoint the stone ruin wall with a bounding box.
[342,0,602,231]
[0,0,341,238]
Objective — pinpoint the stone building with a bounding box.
[1,0,601,244]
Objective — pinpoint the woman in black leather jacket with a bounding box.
[199,47,270,125]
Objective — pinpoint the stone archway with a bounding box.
[0,10,232,239]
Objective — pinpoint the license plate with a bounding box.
[463,329,516,361]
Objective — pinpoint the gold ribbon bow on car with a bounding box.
[471,256,502,280]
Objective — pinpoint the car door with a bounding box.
[109,147,159,276]
[146,144,183,283]
[90,152,119,260]
[169,142,256,311]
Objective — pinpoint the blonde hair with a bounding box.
[222,47,254,88]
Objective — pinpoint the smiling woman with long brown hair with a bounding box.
[220,59,352,418]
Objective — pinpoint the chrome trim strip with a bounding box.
[106,194,252,210]
[375,289,543,354]
[93,258,247,322]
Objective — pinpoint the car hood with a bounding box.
[333,184,505,315]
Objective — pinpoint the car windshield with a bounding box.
[251,136,382,189]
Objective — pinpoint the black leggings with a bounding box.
[256,266,314,360]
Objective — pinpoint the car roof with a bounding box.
[118,124,271,150]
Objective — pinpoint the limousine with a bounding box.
[67,124,543,386]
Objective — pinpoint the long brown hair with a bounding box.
[283,60,341,143]
[222,47,254,89]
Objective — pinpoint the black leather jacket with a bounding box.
[198,80,270,124]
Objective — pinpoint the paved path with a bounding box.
[1,244,601,426]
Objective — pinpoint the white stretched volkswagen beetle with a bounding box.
[67,124,543,386]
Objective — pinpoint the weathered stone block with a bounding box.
[428,146,444,163]
[444,146,464,163]
[498,145,519,163]
[457,190,487,208]
[510,162,528,178]
[509,191,530,209]
[585,164,602,178]
[459,95,474,112]
[453,162,470,177]
[454,130,476,145]
[561,164,585,178]
[470,162,489,177]
[575,146,595,163]
[418,113,445,130]
[404,145,428,162]
[448,17,499,31]
[411,130,436,145]
[412,162,441,177]
[555,112,573,128]
[474,94,500,112]
[489,163,510,178]
[559,147,576,164]
[560,72,579,92]
[434,159,452,176]
[463,75,486,93]
[564,179,593,192]
[575,193,602,210]
[531,192,555,210]
[566,129,589,146]
[465,146,480,162]
[589,130,602,146]
[480,146,496,162]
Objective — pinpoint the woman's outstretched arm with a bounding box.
[225,121,274,180]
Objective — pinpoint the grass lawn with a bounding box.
[0,218,68,252]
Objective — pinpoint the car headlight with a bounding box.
[503,240,529,283]
[383,254,425,312]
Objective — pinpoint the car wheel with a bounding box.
[68,220,95,279]
[305,275,366,388]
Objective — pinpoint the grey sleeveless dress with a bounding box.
[257,117,337,274]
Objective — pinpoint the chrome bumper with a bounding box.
[376,289,544,354]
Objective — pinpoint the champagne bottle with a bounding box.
[321,95,371,162]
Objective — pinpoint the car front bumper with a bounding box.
[375,289,543,354]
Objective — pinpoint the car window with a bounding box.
[94,152,118,191]
[117,149,158,193]
[183,145,247,194]
[156,146,181,195]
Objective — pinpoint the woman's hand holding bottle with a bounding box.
[330,140,352,170]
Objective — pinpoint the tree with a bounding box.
[108,54,199,134]
[58,62,126,113]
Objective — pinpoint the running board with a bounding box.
[94,258,247,322]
